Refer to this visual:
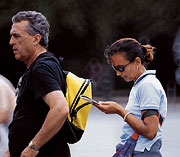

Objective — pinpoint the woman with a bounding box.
[0,75,16,157]
[95,38,167,156]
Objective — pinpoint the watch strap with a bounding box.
[28,141,40,151]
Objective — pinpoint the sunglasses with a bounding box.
[111,62,130,72]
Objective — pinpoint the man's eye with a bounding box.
[14,35,20,38]
[12,34,20,38]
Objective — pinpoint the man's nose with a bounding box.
[9,36,14,46]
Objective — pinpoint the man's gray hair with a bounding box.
[12,11,50,49]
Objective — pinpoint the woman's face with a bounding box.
[111,53,138,82]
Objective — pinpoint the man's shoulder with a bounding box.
[32,52,59,68]
[31,53,63,78]
[35,52,57,63]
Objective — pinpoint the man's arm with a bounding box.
[21,90,69,157]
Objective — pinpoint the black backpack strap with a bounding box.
[70,79,92,122]
[142,109,163,126]
[57,57,64,63]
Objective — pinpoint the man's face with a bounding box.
[9,20,35,62]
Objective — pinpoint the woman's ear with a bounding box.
[33,34,41,46]
[135,57,141,66]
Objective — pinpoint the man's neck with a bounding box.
[26,48,47,68]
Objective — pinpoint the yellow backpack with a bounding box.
[56,57,93,144]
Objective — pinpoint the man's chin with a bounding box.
[14,55,20,60]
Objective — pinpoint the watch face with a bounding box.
[28,141,33,146]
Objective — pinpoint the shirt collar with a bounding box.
[134,70,156,86]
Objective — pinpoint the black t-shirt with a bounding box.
[13,52,65,121]
[8,52,67,155]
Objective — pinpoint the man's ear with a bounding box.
[33,34,41,46]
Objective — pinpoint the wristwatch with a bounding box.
[28,141,40,151]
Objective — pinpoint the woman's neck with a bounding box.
[134,65,146,83]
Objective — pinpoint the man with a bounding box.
[6,11,70,157]
[0,75,16,156]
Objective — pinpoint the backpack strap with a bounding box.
[142,110,163,126]
[131,110,163,143]
[70,79,92,122]
[131,110,163,141]
[131,132,139,140]
[70,79,91,112]
[57,57,64,63]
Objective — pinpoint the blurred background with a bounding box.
[1,0,180,98]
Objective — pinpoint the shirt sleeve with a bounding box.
[32,61,63,99]
[137,82,161,111]
[0,81,11,110]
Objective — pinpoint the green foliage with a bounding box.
[1,0,180,91]
[2,0,180,48]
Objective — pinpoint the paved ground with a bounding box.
[69,96,180,157]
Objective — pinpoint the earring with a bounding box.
[136,66,139,70]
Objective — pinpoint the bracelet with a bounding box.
[123,112,131,122]
[28,141,40,151]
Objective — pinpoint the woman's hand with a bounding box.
[93,101,124,114]
[93,100,159,140]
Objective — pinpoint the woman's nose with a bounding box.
[116,70,121,76]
